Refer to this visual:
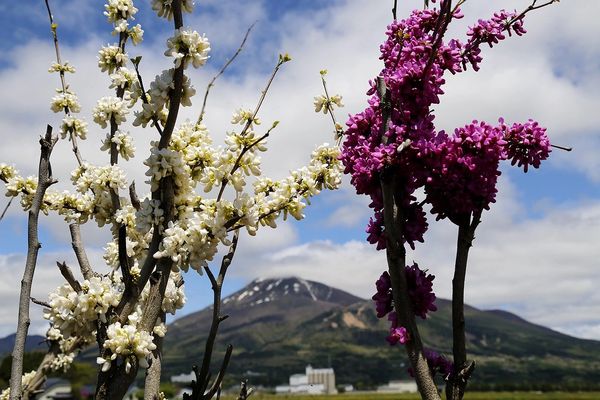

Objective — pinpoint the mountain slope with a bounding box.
[163,277,600,389]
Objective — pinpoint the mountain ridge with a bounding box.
[163,276,600,390]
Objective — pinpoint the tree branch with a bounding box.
[197,23,256,124]
[9,125,58,400]
[376,79,440,400]
[447,210,481,400]
[69,223,96,280]
[56,261,82,293]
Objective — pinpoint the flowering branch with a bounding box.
[377,80,441,400]
[9,126,58,400]
[197,23,256,124]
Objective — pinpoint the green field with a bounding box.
[235,392,600,400]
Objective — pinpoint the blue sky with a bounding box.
[1,0,600,341]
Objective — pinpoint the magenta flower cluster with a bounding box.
[372,264,437,345]
[340,2,551,245]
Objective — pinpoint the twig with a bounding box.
[130,58,165,136]
[30,297,51,308]
[69,223,96,280]
[0,196,13,222]
[461,0,558,59]
[44,0,85,167]
[197,23,256,124]
[56,261,82,293]
[186,232,239,400]
[9,125,58,400]
[319,73,343,142]
[215,55,290,201]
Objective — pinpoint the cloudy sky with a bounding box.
[0,0,599,344]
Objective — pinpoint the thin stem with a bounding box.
[319,74,343,142]
[447,211,481,400]
[197,23,256,124]
[192,232,239,399]
[0,196,14,222]
[44,0,85,167]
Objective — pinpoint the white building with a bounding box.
[171,371,196,384]
[275,365,337,395]
[377,380,418,393]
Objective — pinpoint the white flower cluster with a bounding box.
[44,276,123,345]
[48,62,76,74]
[314,94,343,113]
[50,90,81,113]
[136,198,164,234]
[144,145,191,193]
[165,28,210,69]
[104,0,138,23]
[151,0,195,20]
[231,108,261,126]
[0,163,17,182]
[93,96,129,129]
[104,0,144,44]
[133,69,195,128]
[101,131,136,160]
[97,321,156,373]
[0,371,37,400]
[60,116,88,140]
[71,164,127,226]
[110,67,137,91]
[98,45,128,74]
[5,175,37,210]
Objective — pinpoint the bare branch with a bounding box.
[56,261,82,293]
[9,125,58,400]
[30,297,51,308]
[197,23,256,124]
[69,223,96,280]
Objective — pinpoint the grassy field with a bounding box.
[236,392,600,400]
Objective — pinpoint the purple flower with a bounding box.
[405,263,437,319]
[386,326,410,346]
[500,118,551,172]
[372,271,393,318]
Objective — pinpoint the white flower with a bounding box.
[231,109,260,126]
[48,62,75,73]
[100,322,157,372]
[151,0,194,20]
[0,371,37,400]
[129,24,144,45]
[100,131,136,160]
[60,116,88,140]
[50,91,81,113]
[165,28,210,69]
[93,96,129,128]
[314,94,343,113]
[0,163,17,182]
[109,67,137,91]
[104,0,138,23]
[98,45,128,74]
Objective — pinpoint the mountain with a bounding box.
[164,277,600,390]
[0,334,47,356]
